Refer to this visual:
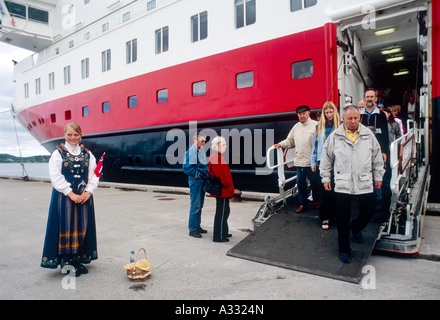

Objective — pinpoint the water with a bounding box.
[0,163,49,178]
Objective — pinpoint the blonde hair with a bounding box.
[390,105,401,117]
[64,123,82,136]
[316,101,340,138]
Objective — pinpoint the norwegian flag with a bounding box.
[94,152,105,178]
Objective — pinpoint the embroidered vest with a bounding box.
[57,143,90,195]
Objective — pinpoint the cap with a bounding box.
[296,105,310,113]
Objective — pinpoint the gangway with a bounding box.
[228,120,430,283]
[228,146,383,283]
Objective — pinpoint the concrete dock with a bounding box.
[1,176,439,301]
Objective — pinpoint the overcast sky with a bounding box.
[0,42,49,157]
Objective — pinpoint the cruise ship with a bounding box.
[1,0,438,193]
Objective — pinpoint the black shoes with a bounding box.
[64,262,88,276]
[339,252,352,263]
[213,238,229,242]
[189,228,208,238]
[189,230,202,238]
[352,231,363,243]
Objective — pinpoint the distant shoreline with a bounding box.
[0,154,50,164]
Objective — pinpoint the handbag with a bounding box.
[204,175,222,196]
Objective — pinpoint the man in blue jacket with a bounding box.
[183,132,209,238]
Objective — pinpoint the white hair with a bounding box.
[210,136,226,151]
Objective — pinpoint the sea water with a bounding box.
[0,163,49,178]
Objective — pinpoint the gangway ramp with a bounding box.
[227,199,382,284]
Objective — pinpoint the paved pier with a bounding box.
[1,176,439,301]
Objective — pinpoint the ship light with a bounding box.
[381,47,401,55]
[393,69,409,76]
[386,55,405,63]
[374,27,396,36]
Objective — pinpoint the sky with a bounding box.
[0,42,49,157]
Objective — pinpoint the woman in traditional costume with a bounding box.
[41,123,99,276]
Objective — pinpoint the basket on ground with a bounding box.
[124,248,152,282]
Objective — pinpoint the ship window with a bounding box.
[128,96,137,108]
[24,83,29,99]
[292,60,313,79]
[35,78,41,95]
[102,101,110,113]
[155,27,169,54]
[81,58,89,79]
[157,89,168,103]
[64,66,71,85]
[50,114,56,123]
[126,39,137,64]
[193,81,206,96]
[28,7,49,24]
[147,0,156,11]
[65,110,71,120]
[191,11,208,42]
[290,0,317,12]
[49,72,55,90]
[82,106,89,117]
[237,71,254,89]
[235,0,256,29]
[123,12,130,23]
[4,1,26,19]
[102,49,111,72]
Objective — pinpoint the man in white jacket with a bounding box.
[320,105,384,263]
[274,105,320,213]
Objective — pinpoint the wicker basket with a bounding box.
[125,248,152,282]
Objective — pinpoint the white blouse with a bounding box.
[48,142,99,196]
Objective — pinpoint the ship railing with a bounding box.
[382,120,421,237]
[389,120,417,197]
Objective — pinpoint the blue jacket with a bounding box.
[311,124,335,167]
[183,144,208,179]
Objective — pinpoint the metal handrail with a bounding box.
[266,146,297,188]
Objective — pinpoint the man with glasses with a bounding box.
[183,132,209,238]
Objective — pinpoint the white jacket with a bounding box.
[278,117,317,167]
[319,124,385,195]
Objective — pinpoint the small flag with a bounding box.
[94,152,105,178]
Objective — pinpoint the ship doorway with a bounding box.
[339,3,428,110]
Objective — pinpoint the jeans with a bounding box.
[296,166,320,205]
[188,177,206,232]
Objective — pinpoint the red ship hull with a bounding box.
[16,24,338,191]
